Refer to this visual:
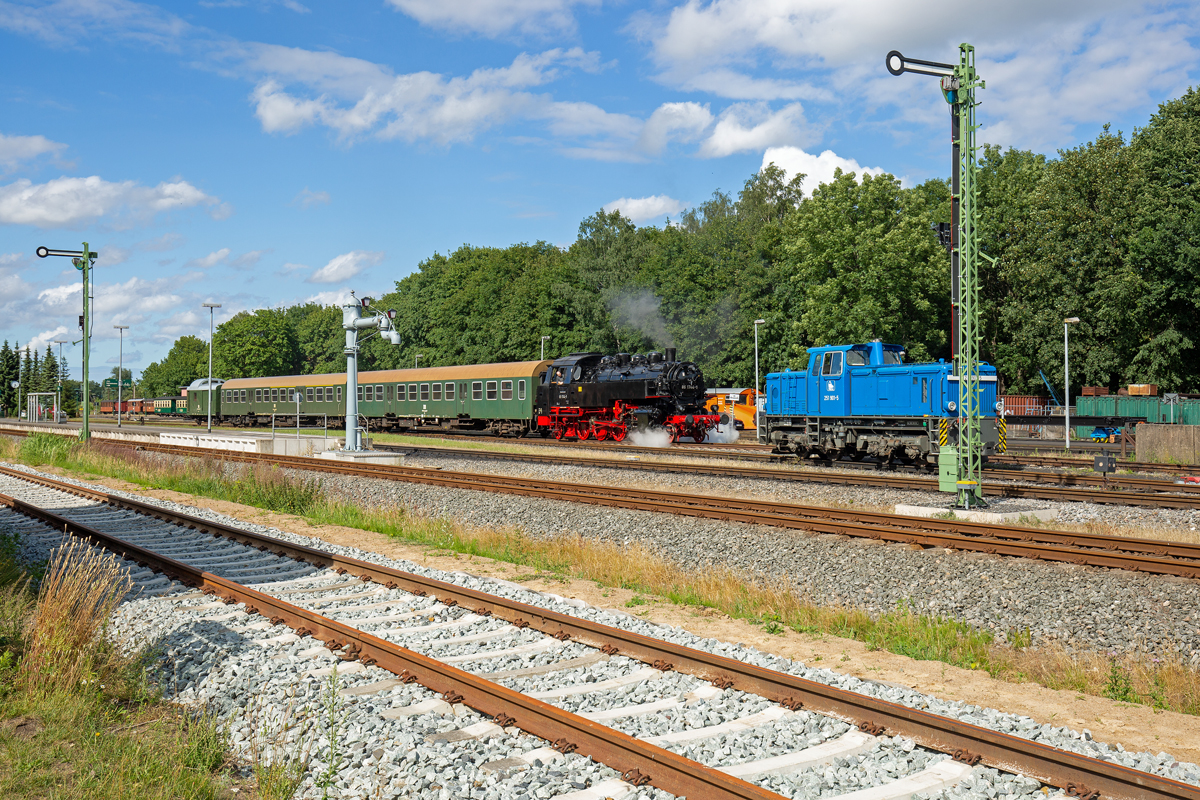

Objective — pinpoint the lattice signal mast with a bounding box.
[887,44,989,507]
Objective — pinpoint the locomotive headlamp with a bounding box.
[947,400,957,412]
[994,401,1003,413]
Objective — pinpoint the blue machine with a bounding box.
[758,341,1006,464]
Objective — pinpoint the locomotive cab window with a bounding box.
[518,379,526,401]
[810,360,820,376]
[486,381,498,400]
[306,387,314,402]
[883,349,903,365]
[821,352,843,377]
[846,348,869,366]
[500,380,513,400]
[571,366,582,382]
[420,383,430,401]
[472,381,483,400]
[445,383,455,400]
[432,383,441,401]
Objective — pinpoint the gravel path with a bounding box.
[5,460,1200,800]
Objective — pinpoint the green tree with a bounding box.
[1126,86,1200,390]
[779,170,949,366]
[0,341,15,416]
[140,335,208,397]
[211,309,299,379]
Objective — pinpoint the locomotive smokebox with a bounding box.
[665,347,677,362]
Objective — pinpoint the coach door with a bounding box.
[817,351,844,415]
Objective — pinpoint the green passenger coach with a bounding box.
[193,360,552,435]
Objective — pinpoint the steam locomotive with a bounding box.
[535,347,724,442]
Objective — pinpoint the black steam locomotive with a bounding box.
[535,348,723,442]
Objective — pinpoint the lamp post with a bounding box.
[113,325,129,428]
[414,354,423,369]
[753,318,766,429]
[202,303,222,433]
[540,335,550,360]
[53,339,68,423]
[1064,317,1080,451]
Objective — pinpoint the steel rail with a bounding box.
[0,489,784,800]
[1,472,1197,800]
[72,447,1200,574]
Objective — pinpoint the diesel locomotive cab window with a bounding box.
[846,348,869,367]
[821,352,843,377]
[518,380,526,401]
[432,383,441,401]
[445,383,454,400]
[472,382,483,400]
[306,387,314,402]
[883,350,903,365]
[501,380,513,400]
[420,384,430,401]
[810,360,819,376]
[486,381,497,400]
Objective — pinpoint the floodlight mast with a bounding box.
[343,293,402,452]
[37,243,98,441]
[888,45,988,509]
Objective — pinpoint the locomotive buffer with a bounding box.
[887,44,990,508]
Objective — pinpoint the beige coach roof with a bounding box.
[222,360,552,390]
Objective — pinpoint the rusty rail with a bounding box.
[2,470,1198,800]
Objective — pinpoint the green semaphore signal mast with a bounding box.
[887,44,991,508]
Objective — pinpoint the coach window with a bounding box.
[420,383,430,401]
[486,381,498,400]
[316,387,324,402]
[432,383,442,401]
[255,389,262,402]
[385,385,391,401]
[240,390,247,402]
[472,381,483,401]
[357,385,363,402]
[518,379,526,401]
[395,384,405,402]
[366,385,374,402]
[375,384,384,402]
[445,382,455,400]
[501,380,513,400]
[306,387,314,402]
[408,383,417,401]
[336,387,342,402]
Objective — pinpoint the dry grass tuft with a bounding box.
[18,539,131,696]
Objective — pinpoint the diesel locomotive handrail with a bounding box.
[2,469,1197,800]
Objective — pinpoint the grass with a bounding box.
[6,432,1200,718]
[0,530,241,799]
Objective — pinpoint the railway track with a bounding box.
[2,466,1196,800]
[16,441,1200,578]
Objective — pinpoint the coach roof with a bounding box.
[220,360,552,390]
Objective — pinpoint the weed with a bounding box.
[1008,626,1033,649]
[624,595,649,607]
[316,667,346,800]
[1103,659,1139,704]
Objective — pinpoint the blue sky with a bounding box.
[2,0,1198,382]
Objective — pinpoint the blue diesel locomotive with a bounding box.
[758,341,1005,464]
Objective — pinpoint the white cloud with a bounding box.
[603,195,689,224]
[0,175,226,229]
[26,326,68,355]
[187,248,231,268]
[304,289,356,306]
[308,250,385,283]
[293,187,331,208]
[231,249,269,268]
[246,46,617,148]
[0,132,67,171]
[106,350,141,364]
[698,103,810,158]
[763,146,889,196]
[637,102,713,155]
[638,1,1200,151]
[386,0,599,38]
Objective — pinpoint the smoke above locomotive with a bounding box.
[536,348,724,443]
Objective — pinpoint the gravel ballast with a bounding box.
[3,460,1200,800]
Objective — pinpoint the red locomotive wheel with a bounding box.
[554,426,564,440]
[577,424,591,441]
[611,427,627,442]
[594,427,608,441]
[692,427,706,443]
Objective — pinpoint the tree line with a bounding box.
[139,87,1200,396]
[0,341,76,417]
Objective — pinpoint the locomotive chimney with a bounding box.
[665,347,677,362]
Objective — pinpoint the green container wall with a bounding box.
[1075,396,1200,437]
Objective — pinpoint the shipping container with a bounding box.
[998,395,1052,415]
